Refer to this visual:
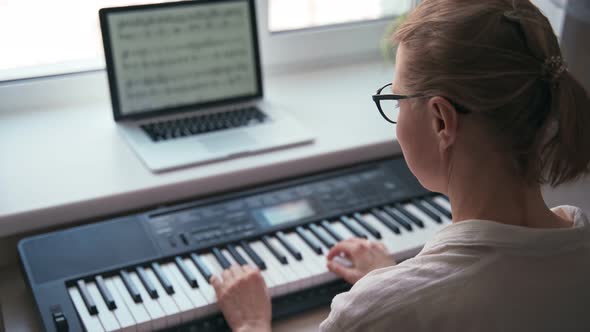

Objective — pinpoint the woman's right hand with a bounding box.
[326,238,395,284]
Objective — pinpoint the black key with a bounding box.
[190,253,213,282]
[394,203,425,228]
[227,244,248,265]
[262,235,288,264]
[240,240,267,270]
[77,279,98,315]
[383,206,413,231]
[212,247,232,269]
[151,263,174,295]
[136,266,158,299]
[120,270,142,303]
[95,276,116,310]
[320,220,343,242]
[425,197,452,219]
[412,199,442,223]
[340,216,368,239]
[175,257,198,288]
[309,224,335,248]
[276,231,302,260]
[370,208,401,234]
[352,213,381,239]
[295,226,323,254]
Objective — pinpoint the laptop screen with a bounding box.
[100,0,262,120]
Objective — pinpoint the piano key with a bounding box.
[250,241,294,294]
[201,253,225,280]
[95,275,116,310]
[137,267,158,299]
[351,213,382,239]
[412,199,442,223]
[97,279,137,332]
[262,235,288,264]
[267,236,312,282]
[212,247,232,270]
[77,279,98,315]
[285,233,325,273]
[308,224,335,248]
[295,226,323,254]
[394,203,425,228]
[175,256,198,288]
[240,240,267,270]
[68,287,105,332]
[234,245,277,289]
[152,262,174,295]
[320,220,344,242]
[227,244,248,265]
[370,208,401,234]
[110,276,152,332]
[128,272,167,330]
[182,258,217,304]
[276,231,302,260]
[87,282,122,331]
[425,196,452,219]
[329,221,355,239]
[120,270,142,303]
[190,253,213,282]
[339,216,368,238]
[359,213,399,253]
[144,268,182,326]
[221,248,238,267]
[163,263,212,319]
[434,195,453,216]
[383,206,413,231]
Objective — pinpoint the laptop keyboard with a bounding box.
[140,107,267,142]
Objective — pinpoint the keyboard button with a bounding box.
[86,282,121,331]
[370,208,401,234]
[308,224,335,248]
[383,206,413,231]
[212,247,232,270]
[129,272,167,330]
[262,235,288,264]
[425,196,452,219]
[190,253,213,282]
[234,245,277,289]
[182,258,217,306]
[276,231,302,260]
[295,226,322,254]
[110,276,152,332]
[412,199,442,223]
[240,240,267,270]
[144,268,182,326]
[163,263,211,319]
[120,270,142,303]
[330,221,355,240]
[320,220,344,242]
[227,244,248,265]
[394,203,425,228]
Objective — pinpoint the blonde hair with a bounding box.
[393,0,590,186]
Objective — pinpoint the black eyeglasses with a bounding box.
[372,82,471,124]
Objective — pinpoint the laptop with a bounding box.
[99,0,313,172]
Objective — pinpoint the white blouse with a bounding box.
[320,206,590,332]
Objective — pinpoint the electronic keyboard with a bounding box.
[18,156,453,332]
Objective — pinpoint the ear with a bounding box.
[427,96,459,150]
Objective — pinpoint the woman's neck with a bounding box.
[446,154,571,229]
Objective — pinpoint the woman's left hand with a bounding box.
[211,264,272,332]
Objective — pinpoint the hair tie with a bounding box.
[543,56,567,83]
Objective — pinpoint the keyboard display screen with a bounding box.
[259,200,316,226]
[106,1,259,115]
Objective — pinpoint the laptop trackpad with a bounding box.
[200,131,257,153]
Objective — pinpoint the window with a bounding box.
[0,0,413,81]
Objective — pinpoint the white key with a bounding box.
[268,237,313,288]
[433,196,453,222]
[285,233,325,274]
[165,262,211,315]
[250,241,292,295]
[100,279,137,332]
[110,277,152,332]
[86,282,121,332]
[183,258,217,305]
[298,229,338,284]
[360,213,399,254]
[235,246,277,289]
[331,222,355,239]
[68,287,105,332]
[161,263,203,322]
[404,203,444,230]
[129,272,167,330]
[144,268,182,326]
[201,253,225,281]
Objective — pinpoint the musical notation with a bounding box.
[108,2,257,114]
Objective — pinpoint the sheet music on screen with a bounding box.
[107,1,258,115]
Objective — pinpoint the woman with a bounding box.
[211,0,590,331]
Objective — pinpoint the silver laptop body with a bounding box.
[99,0,313,172]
